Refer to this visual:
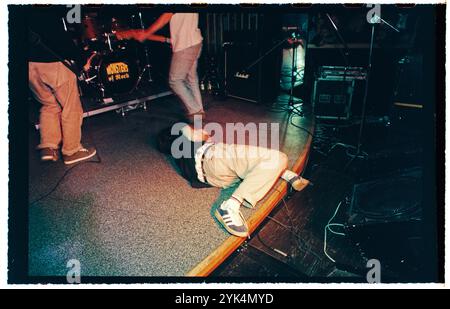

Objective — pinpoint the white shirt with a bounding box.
[181,125,213,184]
[170,13,203,53]
[194,142,214,184]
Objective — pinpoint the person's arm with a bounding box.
[147,34,171,44]
[115,30,170,43]
[144,13,174,37]
[115,13,173,43]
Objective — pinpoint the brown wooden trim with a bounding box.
[186,123,314,277]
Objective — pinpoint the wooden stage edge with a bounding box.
[186,121,315,277]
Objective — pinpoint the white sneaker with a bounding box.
[214,201,249,238]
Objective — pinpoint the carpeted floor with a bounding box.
[28,93,313,277]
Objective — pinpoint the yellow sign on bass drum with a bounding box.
[106,62,130,82]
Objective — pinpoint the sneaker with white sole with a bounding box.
[289,175,311,192]
[215,202,249,238]
[40,148,59,162]
[63,147,97,165]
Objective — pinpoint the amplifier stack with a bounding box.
[312,66,366,120]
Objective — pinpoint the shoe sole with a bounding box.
[292,179,310,192]
[41,156,58,162]
[214,210,249,238]
[64,149,97,165]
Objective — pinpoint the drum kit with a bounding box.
[79,12,153,100]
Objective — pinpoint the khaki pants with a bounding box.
[29,62,83,156]
[202,143,288,207]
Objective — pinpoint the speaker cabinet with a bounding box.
[224,30,281,104]
[225,46,280,104]
[313,78,355,120]
[345,167,424,280]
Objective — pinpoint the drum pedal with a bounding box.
[116,102,148,117]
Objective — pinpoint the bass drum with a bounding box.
[87,50,139,98]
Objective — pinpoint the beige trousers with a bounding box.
[29,62,83,156]
[202,143,288,207]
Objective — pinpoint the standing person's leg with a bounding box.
[169,44,204,120]
[185,44,204,121]
[52,62,84,156]
[29,62,63,161]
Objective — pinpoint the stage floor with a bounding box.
[28,93,313,277]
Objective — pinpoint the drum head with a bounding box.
[98,51,139,97]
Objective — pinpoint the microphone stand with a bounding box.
[324,14,365,162]
[277,32,306,117]
[324,14,400,169]
[352,24,374,160]
[345,15,400,168]
[325,13,352,120]
[236,35,306,115]
[325,13,350,69]
[239,37,289,74]
[286,33,304,115]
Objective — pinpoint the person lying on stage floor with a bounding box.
[157,123,310,238]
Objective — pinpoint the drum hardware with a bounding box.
[116,101,148,117]
[110,17,126,33]
[99,32,129,52]
[136,12,153,84]
[77,12,158,103]
[105,32,114,52]
[131,62,152,93]
[123,12,153,94]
